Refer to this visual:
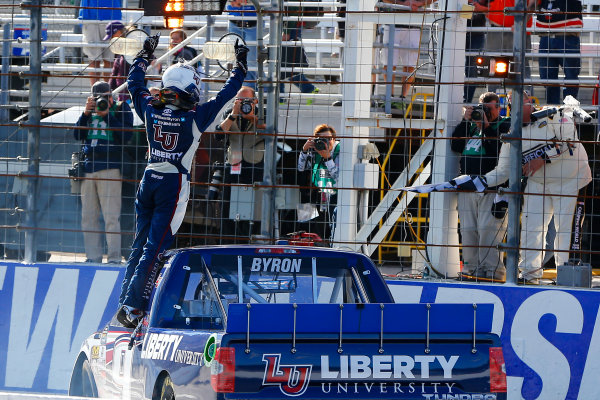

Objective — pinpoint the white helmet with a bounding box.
[160,63,202,109]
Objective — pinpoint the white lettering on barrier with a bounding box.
[577,307,600,399]
[5,267,119,390]
[510,290,583,400]
[434,287,505,336]
[387,284,423,304]
[0,265,6,290]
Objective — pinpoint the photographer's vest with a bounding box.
[86,102,120,146]
[462,117,509,156]
[311,142,340,193]
[227,118,265,165]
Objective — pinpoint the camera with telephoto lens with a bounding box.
[314,137,329,151]
[208,162,224,200]
[68,151,86,181]
[96,96,109,112]
[470,104,488,121]
[240,99,254,115]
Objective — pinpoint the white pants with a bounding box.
[457,192,507,275]
[380,26,420,67]
[520,179,578,278]
[81,168,122,263]
[82,22,114,61]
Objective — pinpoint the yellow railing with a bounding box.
[376,92,433,264]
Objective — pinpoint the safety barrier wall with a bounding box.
[0,262,124,394]
[1,262,599,398]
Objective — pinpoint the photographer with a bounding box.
[450,92,510,280]
[214,86,266,240]
[73,80,133,263]
[297,124,340,243]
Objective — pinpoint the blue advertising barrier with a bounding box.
[0,262,124,394]
[1,261,599,400]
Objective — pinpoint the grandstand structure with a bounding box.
[0,0,599,286]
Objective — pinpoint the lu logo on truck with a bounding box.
[261,354,461,397]
[262,354,312,396]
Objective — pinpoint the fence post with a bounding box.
[0,23,11,122]
[257,0,278,241]
[504,0,527,285]
[24,0,42,263]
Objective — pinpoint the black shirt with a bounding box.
[451,117,511,187]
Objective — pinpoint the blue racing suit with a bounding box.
[119,57,245,310]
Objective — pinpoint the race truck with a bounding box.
[69,245,507,400]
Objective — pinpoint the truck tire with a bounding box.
[159,375,175,400]
[69,358,98,397]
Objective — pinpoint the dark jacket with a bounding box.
[74,101,134,173]
[536,0,583,29]
[109,55,131,101]
[451,117,510,188]
[172,46,198,66]
[127,57,245,175]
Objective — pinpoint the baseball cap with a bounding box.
[103,21,125,41]
[91,81,111,97]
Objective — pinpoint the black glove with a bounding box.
[234,38,249,75]
[491,197,508,219]
[136,33,161,62]
[450,174,488,192]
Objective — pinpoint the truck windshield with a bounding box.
[208,254,370,306]
[150,252,376,329]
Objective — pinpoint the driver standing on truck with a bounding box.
[115,34,248,328]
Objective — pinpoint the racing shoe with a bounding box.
[116,305,144,329]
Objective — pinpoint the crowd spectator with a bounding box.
[169,29,198,64]
[379,0,430,109]
[463,1,486,103]
[297,124,340,242]
[451,92,511,280]
[116,34,248,328]
[78,0,122,85]
[335,0,346,47]
[151,29,207,101]
[226,0,260,89]
[480,0,534,95]
[536,0,583,105]
[214,86,266,240]
[105,21,129,102]
[280,8,319,105]
[483,91,592,283]
[73,81,133,263]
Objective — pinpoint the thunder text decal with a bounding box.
[262,354,312,396]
